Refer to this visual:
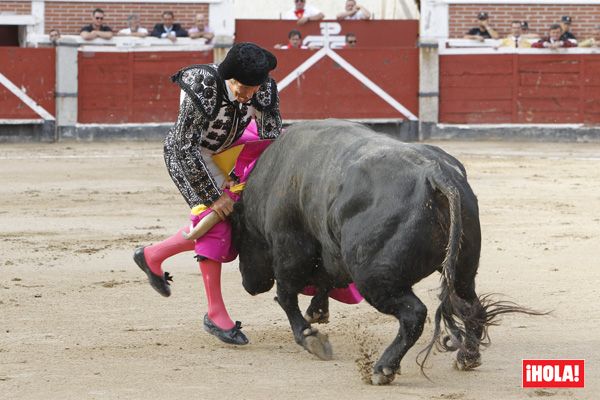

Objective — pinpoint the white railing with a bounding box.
[27,34,213,51]
[440,38,600,55]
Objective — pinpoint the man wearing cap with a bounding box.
[464,12,499,41]
[520,21,539,40]
[559,16,577,44]
[134,43,281,346]
[532,24,577,49]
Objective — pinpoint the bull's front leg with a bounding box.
[304,290,330,324]
[276,284,333,360]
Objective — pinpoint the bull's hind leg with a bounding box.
[276,285,333,360]
[369,288,427,385]
[452,283,486,371]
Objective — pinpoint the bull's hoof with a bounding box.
[453,352,482,371]
[371,368,396,385]
[304,311,330,324]
[301,328,333,360]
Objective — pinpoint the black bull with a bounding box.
[231,119,537,385]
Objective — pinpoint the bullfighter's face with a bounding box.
[227,79,260,104]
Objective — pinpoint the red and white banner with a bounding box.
[522,359,585,388]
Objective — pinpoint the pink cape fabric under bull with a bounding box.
[192,120,363,304]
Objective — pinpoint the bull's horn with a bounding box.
[181,212,222,241]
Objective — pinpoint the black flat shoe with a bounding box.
[203,314,249,345]
[133,247,172,297]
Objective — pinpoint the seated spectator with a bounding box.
[274,30,307,49]
[337,0,371,20]
[282,0,324,26]
[464,12,499,41]
[498,20,531,48]
[80,8,113,41]
[345,33,357,48]
[579,25,600,47]
[151,11,188,42]
[520,21,539,40]
[532,24,577,49]
[559,16,577,44]
[188,13,214,43]
[49,29,61,46]
[117,14,148,37]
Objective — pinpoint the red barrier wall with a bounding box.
[440,54,600,124]
[236,19,419,48]
[0,47,55,119]
[238,20,419,121]
[271,48,419,120]
[78,50,213,123]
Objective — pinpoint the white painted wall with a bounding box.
[233,0,419,20]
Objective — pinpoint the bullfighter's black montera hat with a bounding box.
[218,42,277,86]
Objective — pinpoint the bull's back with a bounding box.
[244,120,480,281]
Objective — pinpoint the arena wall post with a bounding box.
[55,41,78,139]
[418,0,447,140]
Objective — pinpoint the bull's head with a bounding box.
[231,201,275,295]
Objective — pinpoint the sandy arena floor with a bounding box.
[0,139,599,400]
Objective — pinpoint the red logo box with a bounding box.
[522,359,585,388]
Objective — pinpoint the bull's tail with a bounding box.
[417,173,548,377]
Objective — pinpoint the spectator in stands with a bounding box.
[559,16,577,44]
[345,33,357,48]
[80,8,113,41]
[49,29,61,46]
[498,20,531,48]
[188,13,214,43]
[579,25,600,47]
[282,0,324,26]
[464,12,499,41]
[151,11,188,42]
[117,14,148,37]
[520,21,539,40]
[532,24,577,49]
[337,0,371,20]
[274,30,307,49]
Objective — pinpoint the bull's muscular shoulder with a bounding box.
[171,64,223,120]
[251,77,278,111]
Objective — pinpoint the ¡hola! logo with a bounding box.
[522,359,585,388]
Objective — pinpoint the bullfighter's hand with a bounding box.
[211,193,235,220]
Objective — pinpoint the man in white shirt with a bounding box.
[337,0,371,20]
[188,13,214,43]
[498,20,531,48]
[117,14,148,37]
[282,0,324,26]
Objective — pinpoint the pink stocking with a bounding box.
[199,259,235,330]
[143,226,195,276]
